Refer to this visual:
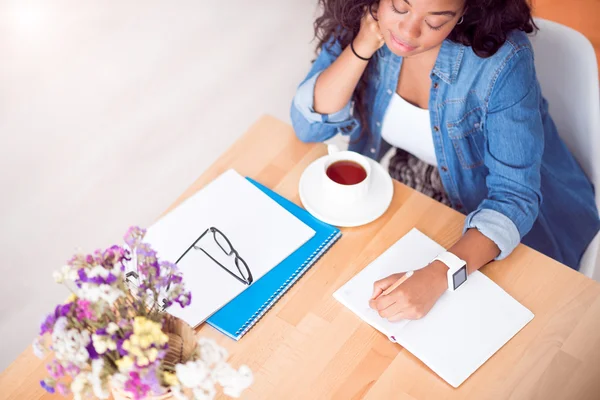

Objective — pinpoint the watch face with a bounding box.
[452,266,467,290]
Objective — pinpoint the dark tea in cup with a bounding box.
[326,160,368,185]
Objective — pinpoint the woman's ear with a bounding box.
[368,1,380,22]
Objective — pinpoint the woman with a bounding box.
[290,0,600,321]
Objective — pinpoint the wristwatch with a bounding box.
[431,251,468,292]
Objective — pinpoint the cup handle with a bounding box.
[327,144,341,155]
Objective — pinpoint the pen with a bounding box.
[374,270,414,299]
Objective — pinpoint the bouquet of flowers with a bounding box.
[32,226,253,400]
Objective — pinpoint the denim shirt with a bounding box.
[290,30,600,270]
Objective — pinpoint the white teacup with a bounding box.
[322,144,372,204]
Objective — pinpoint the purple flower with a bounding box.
[54,303,72,319]
[40,314,56,335]
[140,363,163,394]
[40,379,55,394]
[175,292,192,308]
[105,273,117,285]
[106,245,127,264]
[86,341,99,360]
[124,371,151,400]
[117,331,133,356]
[124,226,146,249]
[96,327,107,335]
[77,268,88,283]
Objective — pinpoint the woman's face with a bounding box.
[376,0,466,57]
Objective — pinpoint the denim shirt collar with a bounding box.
[432,39,465,84]
[380,39,465,85]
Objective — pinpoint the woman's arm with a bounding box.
[313,12,383,114]
[370,46,543,321]
[290,10,383,143]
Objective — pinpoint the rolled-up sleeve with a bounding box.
[293,71,352,123]
[290,37,361,143]
[463,47,544,260]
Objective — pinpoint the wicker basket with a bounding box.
[111,315,197,400]
[111,385,173,400]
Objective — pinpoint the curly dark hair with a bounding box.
[313,0,537,143]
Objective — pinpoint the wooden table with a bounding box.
[2,116,600,400]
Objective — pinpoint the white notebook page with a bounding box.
[334,228,534,388]
[143,169,315,327]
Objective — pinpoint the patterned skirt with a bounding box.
[387,147,452,207]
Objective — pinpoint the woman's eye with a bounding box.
[427,23,443,31]
[391,2,408,14]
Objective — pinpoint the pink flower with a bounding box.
[65,363,81,377]
[75,300,95,321]
[56,382,70,396]
[124,371,151,400]
[46,360,66,380]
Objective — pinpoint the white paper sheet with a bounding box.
[143,169,315,327]
[334,228,534,388]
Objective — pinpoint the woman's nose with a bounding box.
[399,16,421,40]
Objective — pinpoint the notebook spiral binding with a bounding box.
[234,229,342,337]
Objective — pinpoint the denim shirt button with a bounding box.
[433,82,439,89]
[441,166,448,172]
[370,147,377,153]
[376,121,381,127]
[387,89,393,95]
[433,126,440,132]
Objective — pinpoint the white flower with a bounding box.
[71,372,92,400]
[90,359,109,399]
[53,326,91,367]
[78,283,101,302]
[192,386,216,400]
[32,337,47,359]
[53,270,64,283]
[110,262,123,278]
[106,322,119,335]
[109,373,128,391]
[171,386,188,400]
[98,284,124,305]
[197,338,227,366]
[216,364,253,398]
[54,265,78,283]
[92,334,116,355]
[71,373,87,392]
[88,266,110,279]
[175,360,213,389]
[52,317,68,337]
[77,283,123,306]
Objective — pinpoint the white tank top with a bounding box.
[381,92,437,166]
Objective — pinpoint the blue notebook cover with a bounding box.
[206,177,341,340]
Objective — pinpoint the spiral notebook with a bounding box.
[143,169,316,328]
[206,178,341,340]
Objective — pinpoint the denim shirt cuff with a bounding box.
[463,208,521,260]
[293,71,352,123]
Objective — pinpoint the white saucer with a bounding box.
[299,156,394,227]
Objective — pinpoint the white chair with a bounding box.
[529,18,600,281]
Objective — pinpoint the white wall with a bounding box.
[0,0,322,371]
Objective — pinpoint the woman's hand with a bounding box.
[369,261,449,321]
[353,6,385,59]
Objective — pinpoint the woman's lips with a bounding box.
[390,32,417,52]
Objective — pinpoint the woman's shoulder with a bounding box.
[459,30,535,93]
[463,30,534,68]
